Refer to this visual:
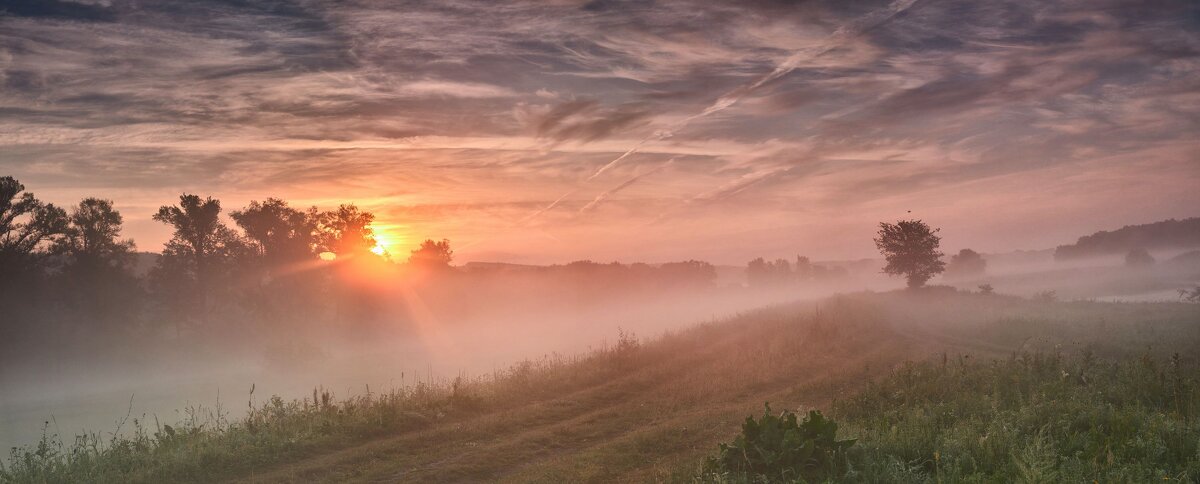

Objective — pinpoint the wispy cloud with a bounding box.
[1,0,1197,263]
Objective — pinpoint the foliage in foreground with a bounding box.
[834,351,1200,482]
[701,406,854,483]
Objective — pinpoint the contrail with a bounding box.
[578,159,674,214]
[530,0,921,221]
[519,188,578,225]
[587,0,920,181]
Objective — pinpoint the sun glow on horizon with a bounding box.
[369,225,404,257]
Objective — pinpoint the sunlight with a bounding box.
[368,223,407,257]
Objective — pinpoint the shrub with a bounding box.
[702,404,855,482]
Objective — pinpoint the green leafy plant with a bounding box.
[703,404,855,482]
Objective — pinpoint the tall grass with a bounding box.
[834,350,1200,482]
[0,337,645,483]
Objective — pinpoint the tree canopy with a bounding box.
[409,238,453,270]
[873,219,946,288]
[1,176,68,268]
[945,248,986,279]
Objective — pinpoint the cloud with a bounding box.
[1,0,1197,262]
[398,80,517,98]
[521,99,653,142]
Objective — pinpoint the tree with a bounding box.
[794,256,813,281]
[1,176,68,338]
[747,257,795,286]
[230,199,324,328]
[409,238,453,270]
[658,259,717,287]
[945,248,986,279]
[873,219,946,288]
[746,257,770,287]
[54,198,142,330]
[231,198,317,269]
[316,204,376,257]
[151,194,246,325]
[1,176,69,270]
[1124,247,1155,267]
[56,198,136,271]
[153,194,245,278]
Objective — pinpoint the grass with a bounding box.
[833,350,1199,482]
[0,336,649,483]
[2,289,1198,483]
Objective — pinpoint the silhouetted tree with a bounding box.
[151,194,246,327]
[410,238,454,270]
[945,248,986,279]
[55,198,136,270]
[771,258,792,281]
[1,176,68,339]
[316,204,377,257]
[795,256,813,280]
[873,219,946,288]
[1124,247,1155,267]
[54,198,142,330]
[230,198,326,328]
[231,198,317,269]
[1,176,68,271]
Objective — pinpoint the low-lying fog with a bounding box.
[2,249,1197,450]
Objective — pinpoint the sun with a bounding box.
[366,223,407,258]
[370,230,394,256]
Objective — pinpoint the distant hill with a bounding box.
[1054,217,1200,261]
[1167,249,1200,266]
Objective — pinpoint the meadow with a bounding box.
[3,288,1198,483]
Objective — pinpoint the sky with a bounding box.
[1,0,1198,265]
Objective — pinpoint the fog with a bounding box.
[0,260,846,450]
[4,245,1197,451]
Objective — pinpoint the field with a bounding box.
[3,289,1199,483]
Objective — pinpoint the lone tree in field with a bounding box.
[873,219,946,288]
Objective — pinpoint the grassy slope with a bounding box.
[4,291,1198,483]
[246,292,1200,483]
[241,298,933,483]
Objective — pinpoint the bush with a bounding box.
[702,404,855,482]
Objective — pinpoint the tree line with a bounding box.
[745,220,987,289]
[0,175,455,346]
[0,176,730,357]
